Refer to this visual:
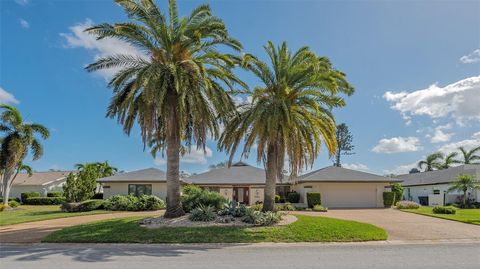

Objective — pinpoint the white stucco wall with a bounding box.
[404,184,478,205]
[102,182,167,200]
[293,182,388,208]
[9,182,65,199]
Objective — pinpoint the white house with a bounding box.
[8,171,71,198]
[397,164,480,206]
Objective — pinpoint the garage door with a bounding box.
[320,183,378,208]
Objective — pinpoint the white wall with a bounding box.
[9,182,65,199]
[102,182,167,200]
[404,184,478,205]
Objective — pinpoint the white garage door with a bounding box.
[320,183,377,208]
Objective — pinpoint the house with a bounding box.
[397,164,480,206]
[187,161,290,205]
[8,171,71,198]
[293,166,402,208]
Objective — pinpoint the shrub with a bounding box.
[63,172,96,203]
[1,197,21,203]
[274,195,281,203]
[249,203,263,211]
[137,195,165,211]
[242,208,281,226]
[275,203,296,211]
[25,197,66,205]
[312,204,328,212]
[306,192,321,208]
[91,193,103,200]
[432,206,456,214]
[189,205,217,222]
[0,204,7,211]
[47,191,63,197]
[217,201,247,217]
[396,200,421,209]
[181,185,226,212]
[391,183,404,205]
[61,200,105,212]
[383,192,395,207]
[8,200,20,208]
[104,195,164,211]
[286,192,300,203]
[21,192,40,204]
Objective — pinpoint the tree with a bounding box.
[390,183,404,204]
[332,123,354,167]
[85,0,244,217]
[458,146,480,164]
[63,163,106,202]
[409,168,420,174]
[208,161,227,170]
[219,41,353,211]
[448,174,480,206]
[75,161,118,193]
[417,152,443,172]
[0,105,49,205]
[439,152,461,169]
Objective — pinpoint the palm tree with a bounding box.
[458,146,480,164]
[448,174,480,206]
[0,105,49,205]
[439,152,461,169]
[417,152,443,172]
[85,0,244,217]
[219,42,353,211]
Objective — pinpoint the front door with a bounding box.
[233,187,249,205]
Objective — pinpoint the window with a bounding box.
[128,184,152,197]
[433,189,440,195]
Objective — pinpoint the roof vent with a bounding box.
[232,161,248,167]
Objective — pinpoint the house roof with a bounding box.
[13,171,71,186]
[187,162,283,185]
[298,166,401,183]
[97,168,168,183]
[397,164,480,186]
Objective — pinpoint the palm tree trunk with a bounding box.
[463,190,467,207]
[2,169,14,206]
[263,142,277,212]
[164,91,185,218]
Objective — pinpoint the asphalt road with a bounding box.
[1,242,479,269]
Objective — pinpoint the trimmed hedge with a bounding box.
[0,197,21,203]
[25,197,66,205]
[104,195,165,211]
[286,192,300,203]
[383,192,395,207]
[61,200,105,212]
[8,200,20,208]
[306,192,321,208]
[181,185,226,212]
[432,206,456,214]
[47,192,63,197]
[21,192,41,204]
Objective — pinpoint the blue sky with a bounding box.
[1,0,479,175]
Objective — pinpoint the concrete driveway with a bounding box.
[296,208,480,241]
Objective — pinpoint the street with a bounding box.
[1,241,479,269]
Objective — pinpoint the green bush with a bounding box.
[217,201,247,217]
[25,197,66,205]
[306,192,321,208]
[137,195,166,211]
[104,195,164,211]
[274,195,281,203]
[242,208,282,226]
[383,192,395,207]
[181,185,226,212]
[0,204,7,211]
[432,206,456,214]
[61,200,105,212]
[8,200,20,208]
[396,200,420,209]
[249,203,263,211]
[189,205,217,221]
[47,192,63,197]
[286,192,300,203]
[391,183,404,205]
[1,197,21,203]
[275,203,296,211]
[21,192,41,204]
[313,204,328,212]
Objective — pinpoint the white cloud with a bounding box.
[154,146,213,165]
[0,87,19,104]
[15,0,29,6]
[437,132,480,154]
[460,49,480,64]
[384,76,480,125]
[19,19,29,29]
[60,19,147,80]
[372,136,420,153]
[383,161,419,175]
[342,163,369,172]
[430,124,454,144]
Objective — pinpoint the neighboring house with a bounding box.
[293,166,401,208]
[8,171,71,198]
[397,164,480,206]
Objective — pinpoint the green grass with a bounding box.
[44,214,387,243]
[0,205,111,226]
[401,207,480,225]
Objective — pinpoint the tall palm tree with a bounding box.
[448,174,480,206]
[85,0,244,217]
[0,105,49,205]
[219,42,353,211]
[417,152,443,172]
[439,152,461,169]
[458,146,480,164]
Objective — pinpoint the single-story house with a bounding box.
[8,171,71,198]
[397,164,480,206]
[293,166,402,208]
[187,162,290,205]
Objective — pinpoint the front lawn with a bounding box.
[401,207,480,225]
[0,205,111,226]
[44,214,387,243]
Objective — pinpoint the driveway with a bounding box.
[296,208,480,241]
[0,211,163,243]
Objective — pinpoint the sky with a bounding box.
[1,0,479,176]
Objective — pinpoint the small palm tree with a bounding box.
[85,0,244,217]
[219,41,353,211]
[458,146,480,164]
[417,152,443,172]
[448,174,480,206]
[0,105,49,205]
[439,152,461,169]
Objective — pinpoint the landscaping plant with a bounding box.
[313,204,328,212]
[390,183,403,205]
[396,200,420,209]
[47,192,63,197]
[181,185,226,212]
[448,174,480,207]
[286,192,301,203]
[61,200,105,213]
[432,206,457,215]
[189,205,217,222]
[8,200,19,208]
[217,200,247,217]
[306,192,321,208]
[383,192,395,207]
[242,208,282,226]
[104,195,165,211]
[25,197,66,205]
[21,192,40,204]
